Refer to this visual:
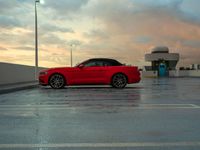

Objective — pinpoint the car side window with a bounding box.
[84,61,103,67]
[103,60,120,66]
[102,61,112,66]
[83,59,122,67]
[84,61,96,67]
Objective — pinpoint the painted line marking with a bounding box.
[190,104,200,108]
[0,104,199,110]
[0,142,200,148]
[0,104,197,107]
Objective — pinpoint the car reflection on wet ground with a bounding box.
[0,78,200,150]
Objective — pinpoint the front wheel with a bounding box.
[49,74,65,89]
[111,73,127,88]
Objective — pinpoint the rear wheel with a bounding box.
[111,73,127,88]
[49,74,65,89]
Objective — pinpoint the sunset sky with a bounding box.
[0,0,200,68]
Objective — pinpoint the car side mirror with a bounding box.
[78,64,84,69]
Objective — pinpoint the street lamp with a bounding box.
[69,40,81,67]
[35,0,45,80]
[70,44,74,67]
[35,0,40,80]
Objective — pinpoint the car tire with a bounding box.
[111,73,127,88]
[49,74,65,89]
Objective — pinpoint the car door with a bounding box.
[71,60,107,85]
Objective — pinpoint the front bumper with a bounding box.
[39,75,48,85]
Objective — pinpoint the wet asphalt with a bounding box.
[0,78,200,150]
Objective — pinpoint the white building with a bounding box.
[144,46,180,77]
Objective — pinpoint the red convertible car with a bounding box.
[39,58,140,89]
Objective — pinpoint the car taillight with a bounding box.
[133,67,140,76]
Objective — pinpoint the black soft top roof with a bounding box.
[88,58,122,65]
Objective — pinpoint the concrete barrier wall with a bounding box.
[178,70,190,77]
[141,71,158,78]
[169,70,177,77]
[189,70,200,77]
[143,70,200,78]
[0,62,47,85]
[169,70,200,77]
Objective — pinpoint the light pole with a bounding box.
[70,44,73,67]
[69,40,80,67]
[35,0,40,80]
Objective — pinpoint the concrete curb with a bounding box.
[0,82,39,95]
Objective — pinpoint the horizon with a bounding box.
[0,0,200,68]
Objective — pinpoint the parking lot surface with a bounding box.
[0,78,200,149]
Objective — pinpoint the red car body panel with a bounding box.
[39,59,140,85]
[39,64,140,86]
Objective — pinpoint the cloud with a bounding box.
[0,0,200,67]
[0,46,7,50]
[181,40,200,48]
[130,0,183,8]
[0,15,21,29]
[40,33,66,45]
[179,48,200,66]
[0,31,34,46]
[12,46,35,51]
[134,36,152,44]
[84,29,109,39]
[129,0,200,25]
[41,52,68,66]
[43,0,89,15]
[40,24,75,34]
[179,1,200,24]
[0,0,19,13]
[80,0,200,66]
[67,39,82,46]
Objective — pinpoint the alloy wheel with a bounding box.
[112,73,127,88]
[49,74,65,89]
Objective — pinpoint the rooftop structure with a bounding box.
[145,46,180,76]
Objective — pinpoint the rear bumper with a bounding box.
[129,76,141,84]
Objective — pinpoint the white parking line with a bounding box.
[190,104,200,108]
[0,141,200,148]
[0,104,199,110]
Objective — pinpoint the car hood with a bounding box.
[40,67,73,73]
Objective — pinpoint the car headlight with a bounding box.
[39,71,48,75]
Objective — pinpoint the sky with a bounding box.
[0,0,200,68]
